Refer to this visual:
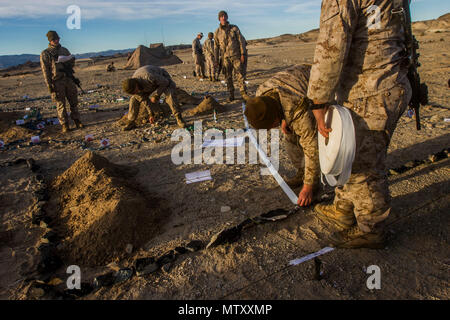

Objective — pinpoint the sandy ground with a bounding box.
[0,24,449,300]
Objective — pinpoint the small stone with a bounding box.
[135,258,159,276]
[221,206,231,213]
[429,115,440,122]
[125,243,133,254]
[93,272,115,288]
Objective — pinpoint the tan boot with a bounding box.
[314,201,356,230]
[328,225,386,249]
[61,123,70,133]
[123,120,136,131]
[285,170,303,188]
[74,119,84,129]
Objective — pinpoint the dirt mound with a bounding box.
[49,151,165,266]
[175,88,202,105]
[0,112,35,143]
[184,95,224,116]
[124,45,182,69]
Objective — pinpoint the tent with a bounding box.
[124,44,182,69]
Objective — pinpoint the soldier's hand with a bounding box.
[150,95,160,104]
[240,55,245,64]
[297,184,313,207]
[149,116,155,124]
[281,120,291,135]
[312,108,332,138]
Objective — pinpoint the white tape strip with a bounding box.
[243,103,298,205]
[289,247,335,266]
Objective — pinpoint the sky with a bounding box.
[0,0,449,55]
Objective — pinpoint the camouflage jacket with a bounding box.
[214,22,246,60]
[192,38,203,57]
[40,44,74,87]
[132,65,175,97]
[203,38,215,58]
[256,64,319,186]
[307,0,409,103]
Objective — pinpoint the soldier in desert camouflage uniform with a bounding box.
[203,32,217,81]
[307,0,412,248]
[40,31,84,133]
[192,33,206,79]
[214,10,249,102]
[122,65,186,130]
[245,64,320,207]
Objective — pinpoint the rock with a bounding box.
[174,246,188,255]
[42,230,58,242]
[221,206,231,213]
[63,282,94,298]
[185,240,204,252]
[93,272,115,288]
[114,268,134,283]
[430,115,440,122]
[156,250,176,266]
[27,281,53,299]
[135,257,159,276]
[125,243,133,254]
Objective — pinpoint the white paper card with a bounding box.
[185,170,212,184]
[57,55,73,63]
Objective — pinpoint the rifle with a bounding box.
[395,0,428,130]
[61,63,85,94]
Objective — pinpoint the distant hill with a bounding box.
[0,48,135,70]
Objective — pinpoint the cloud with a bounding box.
[0,0,291,20]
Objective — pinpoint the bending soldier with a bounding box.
[122,65,187,130]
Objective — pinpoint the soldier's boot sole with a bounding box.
[74,120,84,129]
[329,227,386,249]
[314,203,355,230]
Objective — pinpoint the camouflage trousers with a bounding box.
[128,86,182,122]
[224,56,247,97]
[283,109,320,186]
[51,77,80,125]
[193,53,205,78]
[241,54,248,80]
[334,82,412,232]
[205,55,216,78]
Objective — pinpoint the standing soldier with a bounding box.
[203,32,217,81]
[40,30,83,133]
[121,65,186,130]
[214,10,249,102]
[307,0,412,249]
[244,64,320,207]
[192,32,206,79]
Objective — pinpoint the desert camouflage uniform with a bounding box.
[203,38,216,78]
[40,44,80,125]
[307,0,412,232]
[192,38,205,78]
[241,35,248,79]
[127,65,182,121]
[214,22,248,98]
[256,64,319,186]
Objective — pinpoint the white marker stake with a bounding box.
[85,134,94,142]
[0,140,4,148]
[243,103,298,205]
[289,247,335,266]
